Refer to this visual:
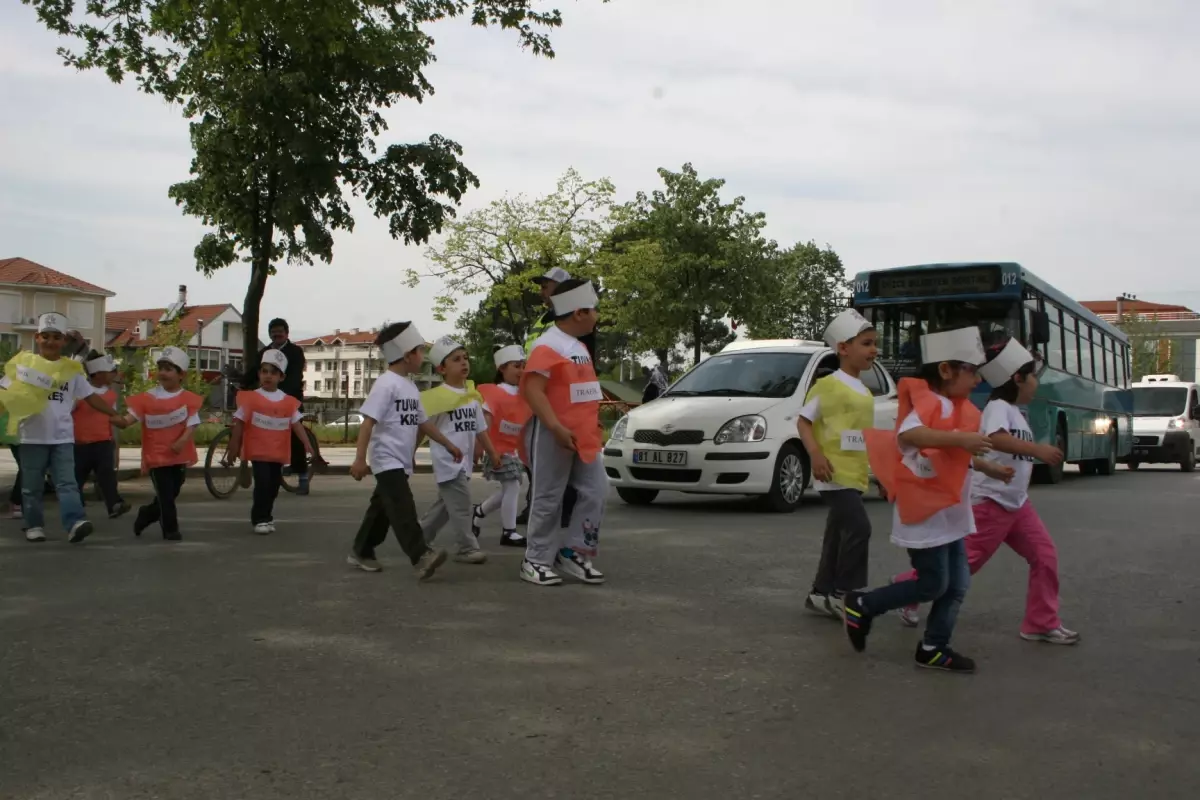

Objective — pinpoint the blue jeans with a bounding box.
[20,443,86,532]
[860,538,970,648]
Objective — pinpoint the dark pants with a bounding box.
[352,469,429,564]
[860,538,971,648]
[252,461,283,524]
[75,441,124,513]
[139,465,186,536]
[290,404,307,475]
[8,444,20,506]
[812,490,871,596]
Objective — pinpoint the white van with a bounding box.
[603,339,900,512]
[1128,375,1200,471]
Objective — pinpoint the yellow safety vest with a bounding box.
[0,352,85,436]
[417,381,484,447]
[806,374,875,493]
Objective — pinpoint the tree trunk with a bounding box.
[692,312,703,365]
[240,258,270,386]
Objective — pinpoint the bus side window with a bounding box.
[1062,313,1080,375]
[1046,305,1064,370]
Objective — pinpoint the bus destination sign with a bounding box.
[870,267,1001,299]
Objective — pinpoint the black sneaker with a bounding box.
[471,504,484,538]
[914,643,976,673]
[843,591,873,652]
[163,530,183,542]
[68,519,94,544]
[500,529,526,547]
[133,506,152,537]
[109,501,132,519]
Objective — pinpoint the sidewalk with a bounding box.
[0,445,434,480]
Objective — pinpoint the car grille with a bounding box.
[1135,436,1160,446]
[629,467,702,483]
[633,429,704,446]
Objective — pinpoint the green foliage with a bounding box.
[600,163,774,364]
[118,319,212,399]
[414,168,618,337]
[743,242,848,341]
[24,0,598,364]
[1117,313,1181,380]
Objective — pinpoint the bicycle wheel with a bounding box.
[204,427,241,499]
[280,428,320,493]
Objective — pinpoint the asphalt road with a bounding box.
[2,468,1197,799]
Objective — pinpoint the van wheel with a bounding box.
[1097,429,1117,476]
[1181,449,1196,473]
[617,487,659,506]
[1127,460,1140,471]
[759,442,808,513]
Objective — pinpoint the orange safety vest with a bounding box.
[126,390,204,471]
[520,343,603,463]
[73,387,116,444]
[865,378,981,525]
[478,383,532,459]
[237,390,300,463]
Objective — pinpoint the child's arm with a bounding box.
[973,456,1014,483]
[170,422,198,454]
[225,419,245,465]
[417,420,463,462]
[476,429,501,465]
[350,417,376,480]
[988,430,1064,465]
[290,420,316,459]
[898,426,992,455]
[522,372,575,452]
[83,391,128,426]
[796,417,833,483]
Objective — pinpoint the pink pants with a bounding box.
[895,499,1061,634]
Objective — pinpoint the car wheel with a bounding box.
[1097,429,1117,476]
[1127,460,1140,471]
[617,487,659,506]
[759,442,808,513]
[1181,449,1196,473]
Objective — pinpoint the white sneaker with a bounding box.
[415,548,448,581]
[828,594,845,620]
[888,575,921,627]
[555,550,604,584]
[253,523,272,535]
[520,559,563,586]
[25,527,45,543]
[68,520,94,544]
[804,593,838,619]
[454,549,488,565]
[267,522,277,533]
[346,552,382,572]
[1020,626,1080,645]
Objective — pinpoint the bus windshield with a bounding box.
[1132,387,1188,417]
[864,300,1020,377]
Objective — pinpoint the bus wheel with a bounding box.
[1034,422,1068,485]
[1097,429,1117,476]
[1127,460,1140,471]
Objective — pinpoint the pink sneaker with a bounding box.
[888,574,921,627]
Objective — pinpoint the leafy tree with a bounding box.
[601,164,773,364]
[743,242,848,341]
[414,168,618,338]
[1118,312,1180,380]
[682,318,736,361]
[24,0,599,364]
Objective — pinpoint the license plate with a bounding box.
[1135,448,1150,456]
[632,449,687,466]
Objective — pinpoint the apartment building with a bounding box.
[0,257,114,355]
[294,328,442,408]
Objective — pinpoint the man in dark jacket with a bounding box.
[247,318,310,493]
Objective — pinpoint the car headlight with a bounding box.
[609,415,629,443]
[1167,417,1186,430]
[714,415,767,445]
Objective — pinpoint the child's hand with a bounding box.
[980,461,1015,483]
[957,432,993,455]
[486,449,501,466]
[170,439,186,454]
[350,457,370,481]
[811,453,834,483]
[551,423,578,452]
[446,444,464,463]
[1034,444,1064,466]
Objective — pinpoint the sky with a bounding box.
[2,0,1199,343]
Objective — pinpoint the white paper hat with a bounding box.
[380,323,424,364]
[533,267,571,285]
[429,336,465,366]
[86,354,116,375]
[158,346,189,371]
[978,338,1035,386]
[260,349,288,374]
[920,327,986,365]
[37,312,69,334]
[550,281,599,316]
[493,344,525,369]
[823,309,873,348]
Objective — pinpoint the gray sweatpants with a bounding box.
[420,472,480,554]
[524,419,607,566]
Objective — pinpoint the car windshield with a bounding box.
[863,300,1021,379]
[666,352,812,399]
[1133,387,1188,417]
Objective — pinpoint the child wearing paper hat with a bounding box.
[472,344,532,548]
[796,309,878,620]
[120,346,204,541]
[519,278,606,587]
[890,337,1079,645]
[844,326,1014,673]
[72,351,130,520]
[1,312,126,543]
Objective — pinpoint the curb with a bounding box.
[115,464,438,481]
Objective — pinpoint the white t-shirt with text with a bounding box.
[428,384,487,483]
[798,369,870,493]
[5,371,95,445]
[360,371,426,475]
[890,395,976,549]
[971,399,1034,511]
[528,326,592,376]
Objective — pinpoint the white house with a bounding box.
[294,328,442,409]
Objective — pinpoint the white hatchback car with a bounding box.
[604,339,900,512]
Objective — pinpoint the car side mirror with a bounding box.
[1030,311,1051,345]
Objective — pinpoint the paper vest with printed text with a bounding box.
[126,390,204,471]
[0,352,85,436]
[237,390,301,463]
[520,343,602,463]
[478,384,532,459]
[806,375,875,493]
